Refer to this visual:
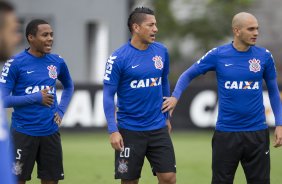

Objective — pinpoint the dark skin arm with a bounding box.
[41,88,62,126]
[41,88,54,107]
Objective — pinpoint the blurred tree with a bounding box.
[152,0,254,81]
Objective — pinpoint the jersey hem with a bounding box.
[11,127,59,136]
[215,124,268,132]
[118,122,166,132]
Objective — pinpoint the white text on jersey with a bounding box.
[197,48,216,64]
[130,77,162,88]
[225,81,259,90]
[25,85,55,94]
[104,55,117,81]
[0,59,14,83]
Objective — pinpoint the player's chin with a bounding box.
[44,47,52,53]
[249,39,257,45]
[249,42,256,46]
[147,38,155,44]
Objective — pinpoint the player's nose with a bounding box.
[153,25,158,33]
[47,34,53,41]
[254,29,259,36]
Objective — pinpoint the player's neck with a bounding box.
[130,37,149,50]
[232,40,250,52]
[28,47,45,57]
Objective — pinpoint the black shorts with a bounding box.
[212,129,270,184]
[115,127,176,180]
[11,130,64,181]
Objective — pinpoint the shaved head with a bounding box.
[232,12,259,50]
[232,12,257,29]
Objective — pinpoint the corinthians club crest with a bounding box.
[47,65,58,79]
[152,55,163,70]
[249,58,261,73]
[12,161,23,175]
[118,159,128,174]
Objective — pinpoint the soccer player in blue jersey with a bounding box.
[0,19,74,184]
[103,7,176,184]
[162,12,282,184]
[0,1,20,184]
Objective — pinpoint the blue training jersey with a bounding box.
[193,43,276,131]
[103,41,169,131]
[0,49,72,136]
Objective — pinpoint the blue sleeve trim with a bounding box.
[103,83,119,133]
[265,78,282,125]
[1,87,42,108]
[172,64,201,99]
[57,62,74,117]
[162,75,170,119]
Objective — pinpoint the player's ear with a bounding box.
[132,23,140,33]
[233,27,240,37]
[27,34,34,42]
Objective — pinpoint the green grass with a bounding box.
[28,131,282,184]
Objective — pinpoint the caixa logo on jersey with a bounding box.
[25,85,55,94]
[130,77,162,88]
[225,81,259,90]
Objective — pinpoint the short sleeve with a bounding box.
[263,50,276,80]
[103,54,122,85]
[194,48,217,74]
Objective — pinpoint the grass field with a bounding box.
[28,131,282,184]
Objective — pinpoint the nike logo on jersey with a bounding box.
[131,65,139,69]
[27,71,34,74]
[265,150,269,155]
[224,64,233,66]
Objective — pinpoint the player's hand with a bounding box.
[162,96,178,117]
[110,131,124,151]
[166,119,172,134]
[54,112,62,126]
[41,87,54,107]
[274,126,282,148]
